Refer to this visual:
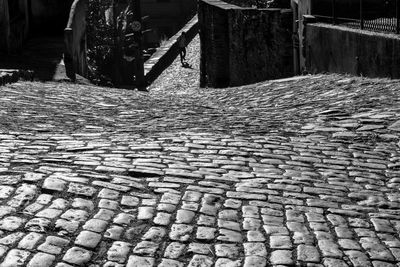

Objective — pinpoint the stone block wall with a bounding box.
[199,0,293,88]
[304,23,400,79]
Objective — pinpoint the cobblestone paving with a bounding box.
[0,36,400,266]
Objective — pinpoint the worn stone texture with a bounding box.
[0,35,398,267]
[305,23,400,79]
[199,0,293,88]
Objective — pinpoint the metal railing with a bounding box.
[311,0,400,34]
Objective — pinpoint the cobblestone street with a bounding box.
[0,36,400,266]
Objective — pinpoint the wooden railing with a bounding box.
[64,0,88,80]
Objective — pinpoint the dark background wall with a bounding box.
[305,23,400,79]
[30,0,74,35]
[112,0,197,50]
[142,0,197,48]
[0,0,30,53]
[0,0,75,52]
[199,0,293,88]
[0,0,11,52]
[311,0,396,19]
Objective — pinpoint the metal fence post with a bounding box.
[360,0,364,30]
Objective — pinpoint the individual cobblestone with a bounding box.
[107,241,132,263]
[27,252,55,267]
[62,247,92,266]
[38,236,69,255]
[169,224,193,242]
[18,233,43,250]
[164,242,186,259]
[74,230,102,249]
[126,255,155,267]
[2,249,30,267]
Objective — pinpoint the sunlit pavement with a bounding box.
[0,35,400,266]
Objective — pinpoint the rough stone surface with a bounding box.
[199,1,293,87]
[0,35,398,266]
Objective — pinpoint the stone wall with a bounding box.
[304,23,400,79]
[199,0,293,88]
